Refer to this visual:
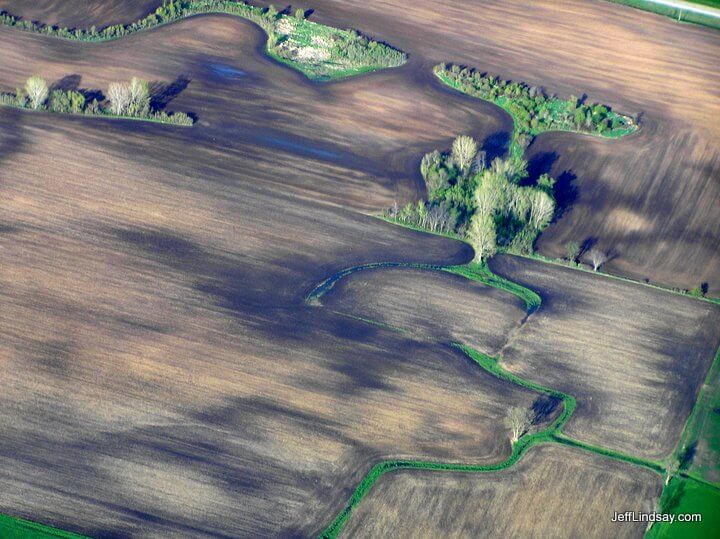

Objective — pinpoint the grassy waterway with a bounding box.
[309,260,673,538]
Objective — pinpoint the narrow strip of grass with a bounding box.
[605,0,720,29]
[443,263,541,313]
[318,341,664,538]
[511,251,720,305]
[0,514,88,539]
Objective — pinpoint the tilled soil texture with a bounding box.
[341,443,663,539]
[0,0,161,28]
[0,14,537,538]
[490,255,720,460]
[320,267,527,355]
[0,0,719,536]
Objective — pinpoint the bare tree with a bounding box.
[504,406,533,443]
[107,81,132,115]
[25,76,48,110]
[528,190,555,229]
[589,247,608,271]
[451,135,478,174]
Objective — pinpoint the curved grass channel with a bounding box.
[313,261,667,538]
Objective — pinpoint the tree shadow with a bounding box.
[679,441,697,470]
[51,74,82,92]
[150,74,191,111]
[525,151,558,186]
[531,394,562,424]
[481,131,510,162]
[553,169,578,220]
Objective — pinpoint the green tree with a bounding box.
[467,212,497,262]
[565,241,580,263]
[129,77,150,117]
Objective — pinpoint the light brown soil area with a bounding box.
[320,267,527,354]
[341,443,663,539]
[491,255,720,460]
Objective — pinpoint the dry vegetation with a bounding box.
[341,444,663,539]
[491,255,720,460]
[0,0,719,536]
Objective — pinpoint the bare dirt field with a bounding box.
[341,443,664,539]
[0,0,719,536]
[0,0,160,28]
[490,255,720,460]
[255,0,720,293]
[319,267,527,354]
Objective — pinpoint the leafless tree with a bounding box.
[589,247,608,271]
[451,135,478,174]
[528,190,555,229]
[25,76,48,110]
[504,406,533,443]
[107,81,132,115]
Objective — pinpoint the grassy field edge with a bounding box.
[605,0,720,29]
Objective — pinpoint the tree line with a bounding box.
[434,63,637,158]
[385,135,556,262]
[0,1,406,81]
[0,75,193,125]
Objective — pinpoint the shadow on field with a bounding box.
[482,131,510,162]
[51,73,82,91]
[150,74,191,110]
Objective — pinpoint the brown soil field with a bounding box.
[254,0,720,292]
[0,16,532,537]
[0,0,160,28]
[2,0,720,290]
[490,255,720,460]
[341,443,664,539]
[319,267,527,354]
[0,0,719,536]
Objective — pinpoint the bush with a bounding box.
[689,284,707,298]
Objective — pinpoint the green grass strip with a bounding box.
[0,513,88,539]
[443,263,542,313]
[605,0,720,30]
[319,343,664,538]
[306,261,540,314]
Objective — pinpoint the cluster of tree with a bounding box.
[386,135,556,262]
[0,76,193,126]
[434,64,636,157]
[333,29,406,68]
